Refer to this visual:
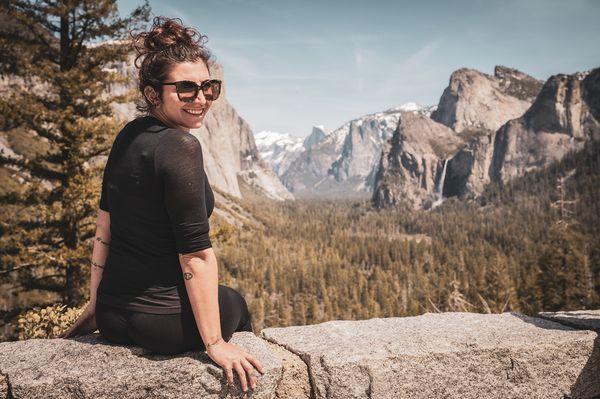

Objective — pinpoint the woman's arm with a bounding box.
[90,209,111,304]
[180,248,264,392]
[156,132,264,390]
[57,208,110,338]
[179,247,222,346]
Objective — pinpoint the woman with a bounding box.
[57,16,264,393]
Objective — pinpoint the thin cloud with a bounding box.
[401,40,440,69]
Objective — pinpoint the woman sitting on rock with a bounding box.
[58,16,264,393]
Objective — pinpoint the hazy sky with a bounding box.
[117,0,600,138]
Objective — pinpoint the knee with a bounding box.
[218,285,253,331]
[218,284,248,307]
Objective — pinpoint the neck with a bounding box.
[149,109,190,133]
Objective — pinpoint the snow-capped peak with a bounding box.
[254,130,304,176]
[254,130,301,147]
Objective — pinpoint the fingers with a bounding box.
[224,366,234,386]
[58,327,73,339]
[232,361,248,392]
[245,353,266,375]
[240,358,256,390]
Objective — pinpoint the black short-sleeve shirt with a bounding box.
[97,115,214,314]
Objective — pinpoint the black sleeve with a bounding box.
[155,131,212,254]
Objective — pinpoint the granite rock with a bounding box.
[0,331,282,399]
[261,312,600,399]
[538,309,600,333]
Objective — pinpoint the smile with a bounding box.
[183,108,205,116]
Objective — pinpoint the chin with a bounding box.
[182,117,205,130]
[190,118,204,128]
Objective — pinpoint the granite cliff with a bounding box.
[372,66,600,209]
[280,104,434,199]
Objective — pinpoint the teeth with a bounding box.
[184,109,204,115]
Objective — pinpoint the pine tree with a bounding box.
[0,0,150,307]
[538,170,594,310]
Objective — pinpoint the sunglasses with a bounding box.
[160,79,222,102]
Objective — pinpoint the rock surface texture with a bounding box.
[431,66,542,133]
[373,66,600,209]
[371,112,463,209]
[281,104,434,199]
[0,332,282,399]
[1,310,598,399]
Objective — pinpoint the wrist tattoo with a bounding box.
[95,236,110,246]
[91,261,104,269]
[183,272,193,280]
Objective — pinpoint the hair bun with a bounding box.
[130,16,214,113]
[133,16,204,56]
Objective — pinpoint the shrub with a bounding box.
[17,303,83,340]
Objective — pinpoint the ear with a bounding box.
[143,86,160,105]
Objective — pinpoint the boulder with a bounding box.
[538,309,600,333]
[0,331,282,399]
[2,311,599,398]
[261,312,600,399]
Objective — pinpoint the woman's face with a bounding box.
[148,60,214,132]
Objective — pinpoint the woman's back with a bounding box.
[97,114,214,314]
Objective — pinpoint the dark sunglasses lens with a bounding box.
[176,81,198,102]
[202,80,221,101]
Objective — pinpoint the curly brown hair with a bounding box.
[130,16,214,113]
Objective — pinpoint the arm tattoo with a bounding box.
[91,261,104,269]
[95,236,110,246]
[184,272,193,280]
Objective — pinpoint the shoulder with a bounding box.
[154,130,205,178]
[157,129,203,154]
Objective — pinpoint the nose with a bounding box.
[194,90,208,106]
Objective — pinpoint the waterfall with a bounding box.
[431,159,449,209]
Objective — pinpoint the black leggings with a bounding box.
[96,284,253,355]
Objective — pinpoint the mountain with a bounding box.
[371,111,464,209]
[431,65,543,133]
[280,103,435,198]
[302,125,328,150]
[490,69,600,183]
[372,66,600,209]
[254,130,305,176]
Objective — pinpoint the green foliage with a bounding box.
[219,141,600,333]
[0,1,150,307]
[17,303,83,340]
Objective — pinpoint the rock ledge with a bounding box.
[0,310,598,399]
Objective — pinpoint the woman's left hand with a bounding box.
[57,301,97,339]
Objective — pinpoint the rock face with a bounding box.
[0,310,598,398]
[490,69,600,184]
[302,125,327,150]
[281,104,432,199]
[372,112,463,209]
[1,50,293,203]
[373,66,600,208]
[431,66,543,133]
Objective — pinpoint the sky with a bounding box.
[117,0,600,138]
